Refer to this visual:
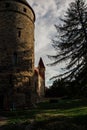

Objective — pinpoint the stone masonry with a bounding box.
[0,0,35,109]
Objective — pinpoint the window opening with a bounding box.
[29,77,31,86]
[13,52,17,66]
[18,30,21,37]
[23,8,27,12]
[5,3,10,8]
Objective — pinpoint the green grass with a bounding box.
[1,98,87,130]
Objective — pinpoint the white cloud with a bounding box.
[27,0,74,86]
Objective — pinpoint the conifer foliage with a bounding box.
[49,0,87,80]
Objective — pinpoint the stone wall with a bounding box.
[0,0,35,109]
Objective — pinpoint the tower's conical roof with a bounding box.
[1,0,35,21]
[1,0,29,6]
[38,58,45,68]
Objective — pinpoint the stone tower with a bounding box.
[0,0,35,109]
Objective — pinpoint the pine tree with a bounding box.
[49,0,87,81]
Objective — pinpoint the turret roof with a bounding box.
[38,58,45,68]
[1,0,35,21]
[2,0,28,5]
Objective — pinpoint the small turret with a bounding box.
[38,57,45,69]
[38,57,45,79]
[38,58,45,97]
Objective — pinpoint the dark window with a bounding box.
[23,8,27,12]
[5,3,10,8]
[29,77,31,86]
[17,88,20,93]
[13,52,17,66]
[17,28,22,38]
[18,30,21,37]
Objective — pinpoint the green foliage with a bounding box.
[45,79,68,97]
[45,77,87,98]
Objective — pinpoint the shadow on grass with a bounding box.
[32,115,87,130]
[1,98,87,117]
[1,98,87,130]
[1,115,87,130]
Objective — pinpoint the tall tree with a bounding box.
[49,0,87,81]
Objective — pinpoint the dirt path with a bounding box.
[0,117,8,126]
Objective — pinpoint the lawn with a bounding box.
[1,98,87,130]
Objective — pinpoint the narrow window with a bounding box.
[29,77,31,86]
[17,88,20,93]
[17,28,22,38]
[23,8,27,12]
[18,30,21,37]
[13,52,17,66]
[5,3,10,8]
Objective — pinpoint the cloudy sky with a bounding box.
[27,0,74,86]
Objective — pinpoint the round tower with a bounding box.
[0,0,35,109]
